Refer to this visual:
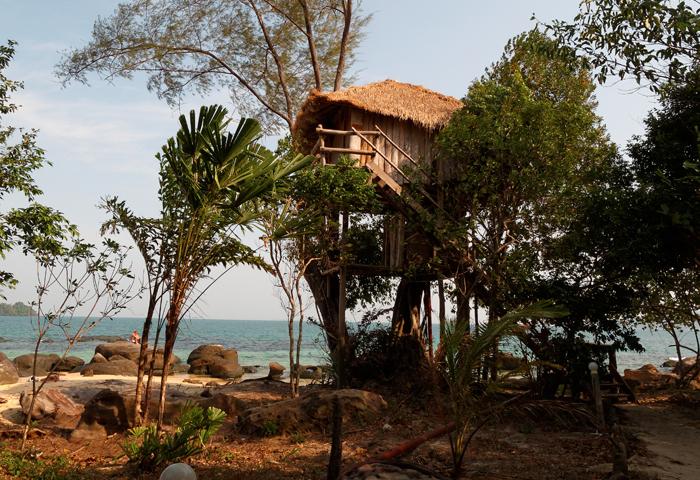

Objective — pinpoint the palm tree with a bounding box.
[153,105,311,429]
[104,105,312,428]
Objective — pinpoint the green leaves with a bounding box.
[0,41,74,295]
[123,403,226,471]
[542,0,700,91]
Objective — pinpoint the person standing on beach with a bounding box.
[130,329,141,344]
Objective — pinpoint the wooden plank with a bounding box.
[320,146,376,156]
[316,127,379,136]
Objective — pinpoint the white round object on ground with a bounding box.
[160,463,197,480]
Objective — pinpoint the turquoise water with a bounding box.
[0,315,685,371]
[0,316,328,368]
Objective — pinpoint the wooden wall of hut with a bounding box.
[342,107,437,186]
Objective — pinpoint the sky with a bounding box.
[1,1,656,320]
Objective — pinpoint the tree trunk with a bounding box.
[142,318,164,424]
[305,263,341,350]
[133,297,157,425]
[438,279,446,341]
[156,303,179,431]
[455,275,471,333]
[392,278,428,338]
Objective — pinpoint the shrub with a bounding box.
[122,403,226,471]
[0,450,75,480]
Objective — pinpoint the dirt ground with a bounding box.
[618,392,700,480]
[0,381,700,480]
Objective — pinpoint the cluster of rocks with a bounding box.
[239,388,387,434]
[1,340,328,385]
[187,344,243,380]
[81,341,186,377]
[623,358,700,390]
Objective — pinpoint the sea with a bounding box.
[0,316,687,371]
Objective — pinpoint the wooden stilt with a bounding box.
[438,279,446,341]
[424,282,433,362]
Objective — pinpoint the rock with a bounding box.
[268,361,285,379]
[91,342,181,374]
[496,352,525,371]
[0,337,8,342]
[109,354,129,362]
[208,358,244,380]
[20,388,83,421]
[0,352,19,385]
[13,353,61,377]
[187,344,243,380]
[673,357,698,376]
[240,389,386,435]
[172,363,190,374]
[81,358,138,376]
[201,388,212,398]
[90,353,108,364]
[77,335,125,343]
[662,359,678,368]
[292,364,324,380]
[624,364,678,390]
[71,388,190,441]
[187,344,226,363]
[199,392,247,417]
[55,356,85,372]
[70,389,135,441]
[242,365,258,374]
[43,373,61,382]
[95,341,141,362]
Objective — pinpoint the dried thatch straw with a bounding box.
[293,79,462,153]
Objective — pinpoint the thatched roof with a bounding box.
[293,79,462,152]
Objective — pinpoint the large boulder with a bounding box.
[70,389,135,441]
[292,364,325,380]
[78,335,124,343]
[95,341,141,362]
[199,392,248,417]
[55,356,85,372]
[0,352,19,384]
[93,341,181,372]
[240,389,386,435]
[187,344,243,380]
[624,364,678,390]
[70,389,190,442]
[673,357,698,376]
[81,358,138,376]
[268,361,285,379]
[19,388,83,421]
[13,353,61,377]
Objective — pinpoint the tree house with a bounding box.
[293,79,462,277]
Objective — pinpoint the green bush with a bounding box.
[0,450,75,480]
[122,403,226,471]
[261,419,278,437]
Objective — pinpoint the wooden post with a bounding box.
[473,297,479,333]
[589,361,605,428]
[438,279,446,341]
[424,282,433,362]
